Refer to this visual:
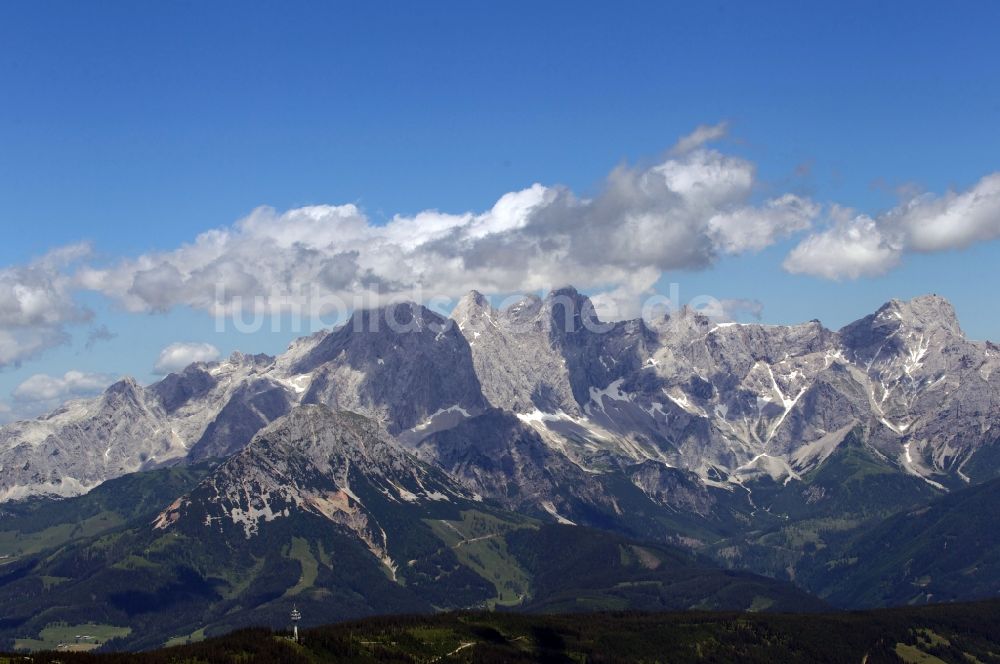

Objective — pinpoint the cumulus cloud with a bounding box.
[0,328,70,368]
[897,173,1000,251]
[13,370,116,403]
[153,342,221,374]
[78,142,821,321]
[0,244,92,367]
[783,208,901,280]
[784,173,1000,279]
[709,194,818,253]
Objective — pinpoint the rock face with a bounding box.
[452,287,655,415]
[451,291,577,414]
[2,290,999,523]
[154,405,466,576]
[0,352,297,501]
[414,408,608,520]
[838,296,1000,483]
[452,291,1000,497]
[0,377,185,501]
[188,378,294,461]
[296,303,486,433]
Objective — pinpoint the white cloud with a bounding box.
[896,173,1000,252]
[78,141,821,321]
[0,328,69,368]
[784,173,1000,280]
[13,370,116,403]
[0,244,92,367]
[153,342,221,374]
[783,209,901,280]
[709,194,818,253]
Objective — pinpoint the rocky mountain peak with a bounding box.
[840,294,965,363]
[289,298,485,435]
[543,286,602,335]
[649,304,716,341]
[224,405,404,478]
[892,294,962,334]
[351,301,446,333]
[504,294,544,325]
[104,376,140,395]
[157,406,463,556]
[861,295,962,336]
[452,290,496,331]
[250,403,385,455]
[543,285,592,311]
[102,377,146,410]
[149,364,218,414]
[292,301,454,374]
[457,289,490,310]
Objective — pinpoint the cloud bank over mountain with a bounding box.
[0,125,998,371]
[76,125,816,322]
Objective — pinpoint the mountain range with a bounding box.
[7,290,997,508]
[1,288,999,650]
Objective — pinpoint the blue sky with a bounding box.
[1,1,999,419]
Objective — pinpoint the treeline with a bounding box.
[4,601,1000,663]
